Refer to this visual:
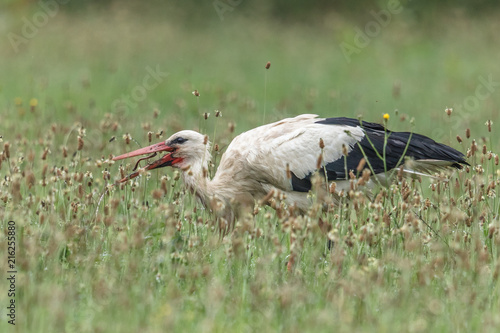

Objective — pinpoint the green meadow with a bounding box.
[1,1,500,332]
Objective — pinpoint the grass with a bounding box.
[1,4,500,332]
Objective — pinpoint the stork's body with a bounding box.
[114,114,467,220]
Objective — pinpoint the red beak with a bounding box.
[113,142,183,183]
[113,142,173,161]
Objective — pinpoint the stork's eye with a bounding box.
[171,137,188,145]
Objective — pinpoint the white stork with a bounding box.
[113,114,467,228]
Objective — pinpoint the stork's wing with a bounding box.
[219,115,361,193]
[316,117,467,175]
[220,115,467,194]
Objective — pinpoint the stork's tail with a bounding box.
[399,131,469,174]
[401,158,467,181]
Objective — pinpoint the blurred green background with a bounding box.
[2,0,499,145]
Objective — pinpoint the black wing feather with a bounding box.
[290,117,468,192]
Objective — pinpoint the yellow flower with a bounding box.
[30,98,38,107]
[383,113,390,120]
[14,97,23,106]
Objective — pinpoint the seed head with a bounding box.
[123,133,131,145]
[488,223,496,239]
[261,189,275,206]
[286,163,291,179]
[161,177,169,193]
[329,182,336,194]
[4,142,10,159]
[361,168,371,182]
[153,108,160,118]
[445,107,452,116]
[102,169,110,181]
[27,150,35,163]
[77,136,84,151]
[471,140,477,156]
[474,164,484,174]
[265,61,271,69]
[77,184,84,198]
[456,135,463,143]
[26,172,35,189]
[466,128,471,139]
[319,138,325,149]
[356,158,366,173]
[204,112,210,120]
[148,131,153,143]
[152,189,164,200]
[215,110,221,117]
[342,144,349,156]
[78,126,86,137]
[192,90,200,97]
[41,148,49,160]
[486,120,493,132]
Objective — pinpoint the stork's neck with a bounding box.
[179,145,227,208]
[184,161,243,225]
[181,157,211,204]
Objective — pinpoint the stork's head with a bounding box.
[113,130,209,182]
